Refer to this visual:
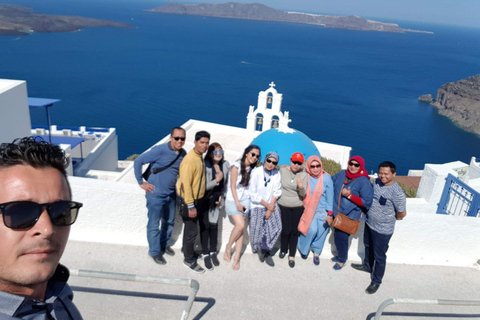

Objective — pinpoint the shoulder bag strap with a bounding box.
[152,150,183,175]
[338,184,344,211]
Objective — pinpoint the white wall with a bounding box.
[69,175,480,268]
[74,129,119,176]
[416,161,467,206]
[313,141,351,169]
[0,80,31,143]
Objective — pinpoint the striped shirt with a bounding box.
[366,179,406,235]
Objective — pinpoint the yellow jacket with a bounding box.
[177,149,206,205]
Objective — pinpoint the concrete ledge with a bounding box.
[69,176,480,268]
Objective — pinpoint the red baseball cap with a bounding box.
[290,152,304,164]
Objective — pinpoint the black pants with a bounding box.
[182,197,205,264]
[197,198,218,255]
[364,223,392,285]
[334,227,350,264]
[279,205,304,257]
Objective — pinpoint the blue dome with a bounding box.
[250,128,321,165]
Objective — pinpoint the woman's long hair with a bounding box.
[239,144,260,186]
[205,142,224,166]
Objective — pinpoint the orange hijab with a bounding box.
[298,156,326,236]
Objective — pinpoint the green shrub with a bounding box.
[397,181,417,198]
[125,154,140,161]
[322,157,342,176]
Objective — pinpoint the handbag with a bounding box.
[332,184,361,235]
[177,160,204,219]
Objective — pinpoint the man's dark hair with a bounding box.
[379,161,396,174]
[195,131,210,141]
[170,127,185,136]
[0,137,69,177]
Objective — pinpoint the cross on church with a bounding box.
[269,81,275,88]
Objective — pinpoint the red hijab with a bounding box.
[346,155,369,180]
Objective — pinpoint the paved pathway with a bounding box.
[62,241,480,320]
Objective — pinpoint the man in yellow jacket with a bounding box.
[177,131,210,273]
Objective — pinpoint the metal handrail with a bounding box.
[375,298,480,320]
[70,269,200,320]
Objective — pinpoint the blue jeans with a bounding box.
[364,223,392,285]
[146,193,176,256]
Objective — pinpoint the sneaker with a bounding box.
[183,261,205,274]
[313,255,320,266]
[150,254,166,265]
[210,252,220,267]
[265,255,275,267]
[203,254,214,270]
[164,246,175,256]
[279,251,287,259]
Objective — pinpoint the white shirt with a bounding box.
[226,161,250,202]
[248,166,282,209]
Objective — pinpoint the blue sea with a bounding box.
[2,0,480,174]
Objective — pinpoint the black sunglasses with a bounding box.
[250,152,259,158]
[310,164,321,169]
[266,159,278,166]
[172,136,186,141]
[348,161,360,168]
[292,161,303,166]
[0,200,82,229]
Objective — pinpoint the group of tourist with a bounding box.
[0,128,409,320]
[133,127,407,294]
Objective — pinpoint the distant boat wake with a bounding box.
[241,61,253,65]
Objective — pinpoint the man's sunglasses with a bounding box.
[250,152,259,158]
[0,200,82,229]
[266,159,278,166]
[213,150,224,156]
[348,161,360,168]
[310,164,322,169]
[292,161,303,166]
[172,136,186,141]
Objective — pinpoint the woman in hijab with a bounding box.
[248,151,282,267]
[297,156,333,266]
[331,156,374,270]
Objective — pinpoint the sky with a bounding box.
[185,0,480,28]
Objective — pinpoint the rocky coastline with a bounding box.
[147,2,432,34]
[0,4,134,36]
[431,75,480,136]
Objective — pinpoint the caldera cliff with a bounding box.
[432,75,480,136]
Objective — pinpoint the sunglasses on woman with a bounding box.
[250,152,259,158]
[266,159,278,166]
[213,150,224,156]
[348,161,360,168]
[310,164,321,169]
[0,200,82,229]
